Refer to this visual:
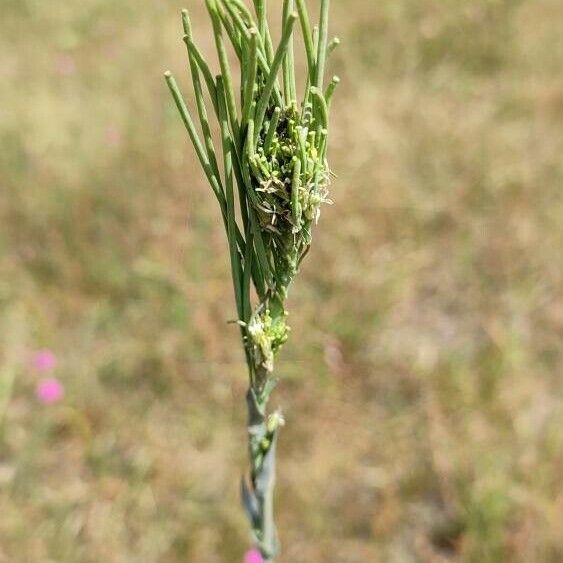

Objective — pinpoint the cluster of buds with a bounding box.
[247,305,290,373]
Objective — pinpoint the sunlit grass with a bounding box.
[1,0,563,561]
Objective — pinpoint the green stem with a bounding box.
[244,381,279,561]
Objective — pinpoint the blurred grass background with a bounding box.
[1,0,563,561]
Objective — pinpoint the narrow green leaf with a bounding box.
[229,0,257,25]
[218,2,243,61]
[254,0,274,63]
[183,36,219,115]
[315,0,330,90]
[242,29,259,128]
[310,86,329,130]
[217,76,244,320]
[165,71,246,252]
[206,0,240,139]
[291,157,302,228]
[242,229,254,321]
[182,18,222,184]
[295,0,315,82]
[249,206,273,287]
[296,124,308,173]
[282,0,297,104]
[302,24,319,111]
[164,72,223,201]
[325,75,340,107]
[254,12,297,142]
[328,36,340,56]
[221,0,284,108]
[263,106,281,154]
[181,8,192,36]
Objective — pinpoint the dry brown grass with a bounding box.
[1,0,563,561]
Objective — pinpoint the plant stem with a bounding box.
[243,375,280,560]
[165,2,335,559]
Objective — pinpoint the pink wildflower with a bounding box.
[105,125,122,147]
[244,549,263,563]
[31,350,57,373]
[54,55,76,77]
[36,378,64,405]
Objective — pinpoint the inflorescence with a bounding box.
[165,0,338,386]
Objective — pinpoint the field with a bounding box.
[1,0,563,561]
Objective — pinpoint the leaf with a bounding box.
[247,387,266,425]
[241,475,261,528]
[255,430,278,498]
[260,377,279,403]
